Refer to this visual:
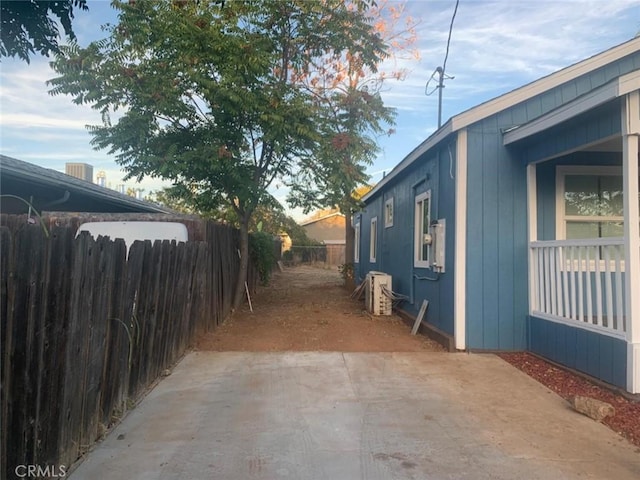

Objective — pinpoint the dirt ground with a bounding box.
[195,265,443,352]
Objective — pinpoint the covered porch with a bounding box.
[504,78,640,393]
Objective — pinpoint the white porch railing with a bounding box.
[530,238,627,338]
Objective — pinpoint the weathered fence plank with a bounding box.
[99,238,127,430]
[1,218,250,479]
[0,227,12,478]
[4,226,48,470]
[59,233,94,466]
[34,227,74,467]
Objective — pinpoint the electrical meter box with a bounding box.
[430,219,446,273]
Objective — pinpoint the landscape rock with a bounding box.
[570,395,615,422]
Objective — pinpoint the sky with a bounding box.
[2,0,640,219]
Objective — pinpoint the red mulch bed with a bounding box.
[499,352,640,448]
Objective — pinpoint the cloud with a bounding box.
[380,0,640,116]
[3,0,640,211]
[1,113,91,130]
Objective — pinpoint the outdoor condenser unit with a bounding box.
[365,271,393,316]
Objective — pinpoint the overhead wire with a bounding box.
[425,0,460,124]
[442,0,460,77]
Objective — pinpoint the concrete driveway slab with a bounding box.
[70,352,640,479]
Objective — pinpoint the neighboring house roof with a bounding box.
[363,36,640,202]
[0,154,172,214]
[299,212,345,226]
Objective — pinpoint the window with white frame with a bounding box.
[414,191,431,268]
[384,197,394,227]
[354,220,360,263]
[370,217,378,262]
[556,166,624,239]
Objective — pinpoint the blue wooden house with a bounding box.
[355,37,640,394]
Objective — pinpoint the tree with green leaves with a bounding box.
[1,0,88,63]
[286,0,419,289]
[48,0,388,309]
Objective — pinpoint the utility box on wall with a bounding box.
[431,219,446,273]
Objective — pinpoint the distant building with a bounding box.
[96,170,107,187]
[65,163,93,182]
[0,155,171,214]
[300,212,345,244]
[300,212,346,265]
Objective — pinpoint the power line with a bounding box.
[442,0,459,75]
[425,0,460,128]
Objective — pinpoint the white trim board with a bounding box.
[363,37,640,203]
[454,130,467,351]
[526,164,538,316]
[504,70,640,145]
[454,38,640,132]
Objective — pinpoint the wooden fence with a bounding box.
[0,220,252,478]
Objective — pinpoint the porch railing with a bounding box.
[530,238,627,338]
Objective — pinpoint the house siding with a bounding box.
[522,50,640,119]
[357,142,456,336]
[357,45,640,355]
[466,115,528,350]
[529,315,627,388]
[463,52,639,351]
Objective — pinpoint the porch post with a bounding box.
[623,90,640,393]
[527,164,538,316]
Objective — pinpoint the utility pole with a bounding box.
[426,0,459,129]
[436,67,444,128]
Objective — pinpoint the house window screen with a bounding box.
[384,198,394,227]
[414,191,431,268]
[370,217,377,262]
[354,220,360,263]
[562,172,623,239]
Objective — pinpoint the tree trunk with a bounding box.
[232,216,250,311]
[343,207,355,292]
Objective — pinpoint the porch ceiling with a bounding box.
[583,136,622,153]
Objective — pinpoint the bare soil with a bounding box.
[195,264,443,352]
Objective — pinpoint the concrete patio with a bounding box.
[70,352,640,479]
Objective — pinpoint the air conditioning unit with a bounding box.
[365,271,392,316]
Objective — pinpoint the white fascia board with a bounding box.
[453,37,640,133]
[619,69,640,97]
[503,70,640,145]
[503,81,618,145]
[362,37,640,205]
[362,121,453,203]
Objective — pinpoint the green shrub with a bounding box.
[249,231,276,285]
[338,262,354,283]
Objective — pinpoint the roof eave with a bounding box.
[362,36,640,203]
[362,120,454,203]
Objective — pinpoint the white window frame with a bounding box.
[370,217,378,263]
[384,197,394,228]
[414,191,431,268]
[556,166,623,240]
[354,219,360,263]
